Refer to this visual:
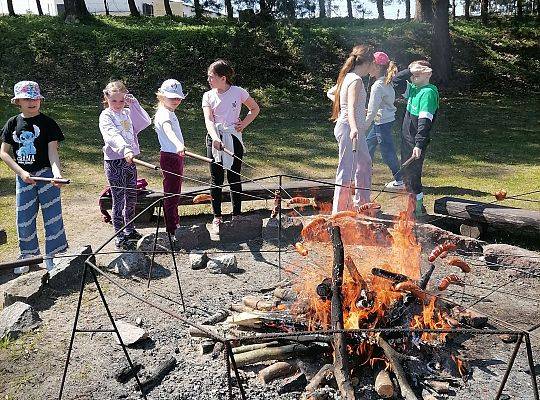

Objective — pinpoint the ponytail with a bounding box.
[384,61,398,85]
[330,45,373,122]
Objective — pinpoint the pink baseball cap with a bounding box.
[373,52,390,65]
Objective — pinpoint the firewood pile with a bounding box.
[190,211,490,399]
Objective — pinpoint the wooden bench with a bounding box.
[434,196,540,236]
[99,179,336,219]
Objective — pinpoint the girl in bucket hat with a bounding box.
[365,51,404,191]
[0,81,68,272]
[154,79,187,236]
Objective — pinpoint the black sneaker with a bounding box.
[115,237,135,250]
[125,230,143,241]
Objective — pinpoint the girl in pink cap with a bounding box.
[365,51,403,190]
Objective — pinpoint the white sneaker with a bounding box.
[14,265,30,274]
[385,180,406,191]
[211,217,222,235]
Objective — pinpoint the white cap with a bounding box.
[158,79,187,99]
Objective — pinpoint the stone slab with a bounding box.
[3,270,48,308]
[114,320,149,346]
[263,216,304,243]
[483,243,540,272]
[175,224,211,250]
[47,245,95,292]
[0,302,41,340]
[217,214,263,243]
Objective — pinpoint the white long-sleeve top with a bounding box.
[365,77,396,126]
[154,105,184,153]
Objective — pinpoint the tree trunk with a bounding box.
[63,0,90,20]
[347,0,353,17]
[287,0,297,19]
[225,0,233,19]
[405,0,411,20]
[464,0,470,19]
[319,0,326,17]
[104,0,109,15]
[431,0,452,87]
[481,0,488,24]
[517,0,523,18]
[326,0,332,16]
[36,0,44,15]
[127,0,140,17]
[451,0,456,20]
[164,0,172,15]
[377,0,385,19]
[7,0,16,16]
[415,0,433,21]
[194,0,203,17]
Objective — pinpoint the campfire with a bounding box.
[220,207,478,399]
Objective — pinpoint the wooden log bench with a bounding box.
[99,179,336,221]
[434,196,540,237]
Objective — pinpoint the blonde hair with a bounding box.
[102,80,128,107]
[374,60,398,85]
[330,45,373,122]
[156,92,167,108]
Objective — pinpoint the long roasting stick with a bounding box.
[29,176,71,184]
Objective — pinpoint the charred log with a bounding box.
[330,226,355,399]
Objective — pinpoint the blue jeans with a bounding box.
[366,121,402,182]
[16,168,68,257]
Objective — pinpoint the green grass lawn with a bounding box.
[0,92,539,256]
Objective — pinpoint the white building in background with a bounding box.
[0,0,223,17]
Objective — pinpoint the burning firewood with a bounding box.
[494,189,507,201]
[377,336,420,400]
[446,257,471,273]
[371,266,409,283]
[286,196,312,207]
[316,278,332,301]
[330,226,355,400]
[394,280,429,302]
[295,242,309,256]
[192,193,212,204]
[437,274,465,291]
[428,242,457,262]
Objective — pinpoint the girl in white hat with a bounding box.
[154,79,187,235]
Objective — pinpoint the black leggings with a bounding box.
[206,134,244,217]
[401,136,427,195]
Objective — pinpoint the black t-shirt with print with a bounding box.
[1,113,64,172]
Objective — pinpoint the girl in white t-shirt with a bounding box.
[202,59,260,234]
[154,79,186,235]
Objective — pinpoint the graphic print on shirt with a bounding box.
[12,125,40,165]
[232,101,237,110]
